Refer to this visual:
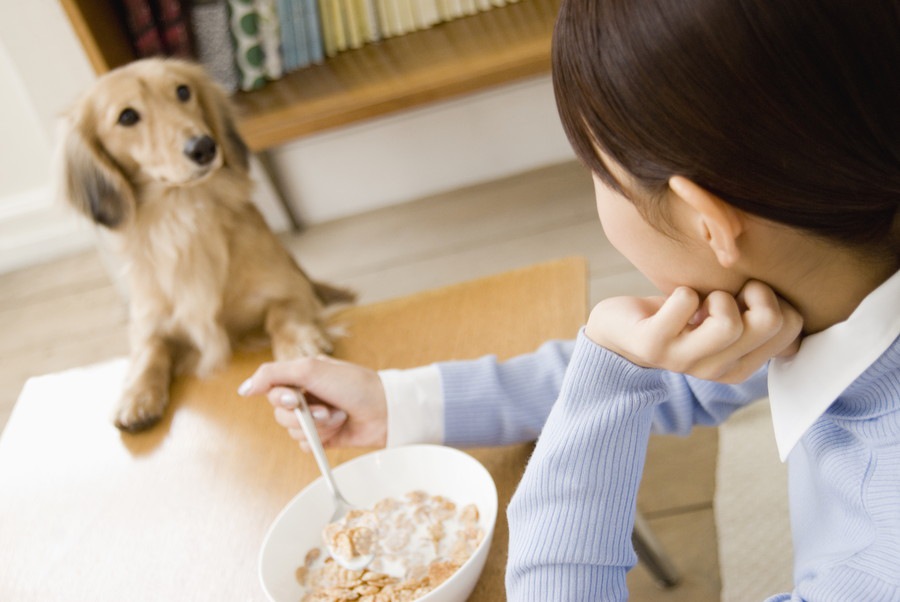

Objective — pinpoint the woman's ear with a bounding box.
[669,176,744,267]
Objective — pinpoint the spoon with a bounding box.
[292,392,375,571]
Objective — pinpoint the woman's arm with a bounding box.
[436,339,768,448]
[505,331,665,600]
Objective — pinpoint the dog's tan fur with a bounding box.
[60,58,353,432]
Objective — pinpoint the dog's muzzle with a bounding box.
[184,135,217,166]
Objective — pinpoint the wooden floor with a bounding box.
[0,161,721,600]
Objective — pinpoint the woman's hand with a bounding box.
[584,280,803,383]
[238,355,388,449]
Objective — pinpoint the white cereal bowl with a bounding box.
[259,444,498,602]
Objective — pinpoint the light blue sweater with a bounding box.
[437,332,900,600]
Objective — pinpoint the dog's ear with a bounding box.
[192,65,250,173]
[59,114,135,229]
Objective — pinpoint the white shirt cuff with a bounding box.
[378,365,444,447]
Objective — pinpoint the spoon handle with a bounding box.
[293,392,348,506]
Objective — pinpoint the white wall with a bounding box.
[0,1,574,274]
[0,0,98,273]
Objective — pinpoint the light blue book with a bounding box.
[304,0,325,64]
[291,0,312,68]
[276,0,299,71]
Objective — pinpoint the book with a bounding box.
[317,0,337,57]
[459,0,477,16]
[255,0,284,79]
[293,0,314,68]
[395,0,415,34]
[378,0,400,37]
[475,0,492,11]
[356,0,380,43]
[118,0,166,58]
[227,0,268,91]
[319,0,347,54]
[153,0,193,57]
[189,0,239,91]
[276,0,299,71]
[331,0,348,51]
[433,0,448,22]
[411,0,439,29]
[340,0,363,49]
[440,0,464,21]
[303,0,325,64]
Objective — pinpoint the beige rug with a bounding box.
[715,398,794,601]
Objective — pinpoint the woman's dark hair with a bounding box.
[552,0,899,248]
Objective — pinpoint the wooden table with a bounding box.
[0,257,587,601]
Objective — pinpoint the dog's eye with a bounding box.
[176,85,191,102]
[117,108,140,126]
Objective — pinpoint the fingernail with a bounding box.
[280,391,298,408]
[238,378,253,396]
[312,407,330,421]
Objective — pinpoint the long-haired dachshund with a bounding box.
[59,58,354,432]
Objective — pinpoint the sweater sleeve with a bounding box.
[652,367,769,436]
[505,330,668,600]
[438,338,769,447]
[439,339,575,447]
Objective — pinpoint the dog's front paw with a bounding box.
[273,323,333,360]
[192,328,232,377]
[195,346,231,378]
[114,387,170,432]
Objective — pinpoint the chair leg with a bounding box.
[632,510,681,588]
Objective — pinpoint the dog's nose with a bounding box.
[184,135,217,166]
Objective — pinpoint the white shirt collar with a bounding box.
[768,269,900,462]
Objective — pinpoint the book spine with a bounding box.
[395,0,414,33]
[340,0,362,49]
[459,0,477,16]
[255,0,284,79]
[303,0,324,64]
[227,0,268,90]
[153,0,193,57]
[118,0,166,57]
[331,0,348,51]
[276,0,297,71]
[377,0,396,37]
[434,0,450,22]
[357,0,379,42]
[189,0,239,92]
[292,0,312,68]
[445,0,464,20]
[316,0,336,57]
[416,0,440,28]
[409,0,425,29]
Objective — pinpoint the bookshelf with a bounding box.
[59,0,560,152]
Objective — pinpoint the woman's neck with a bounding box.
[749,229,898,335]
